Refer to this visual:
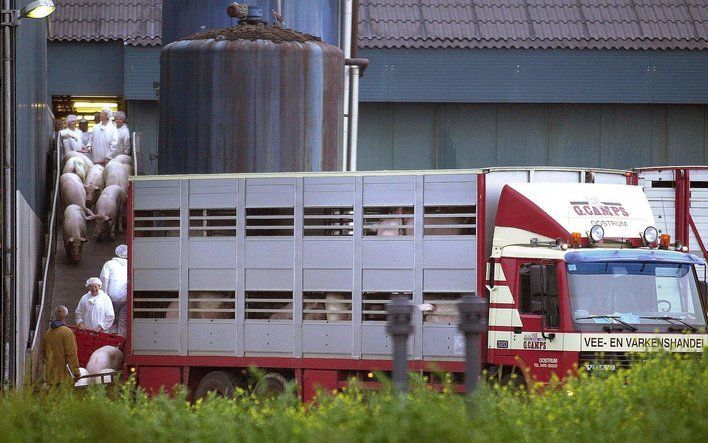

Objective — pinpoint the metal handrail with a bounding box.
[28,135,62,380]
[131,131,140,175]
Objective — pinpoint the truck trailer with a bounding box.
[124,167,707,400]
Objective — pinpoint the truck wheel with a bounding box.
[500,370,527,393]
[194,371,239,400]
[253,372,287,398]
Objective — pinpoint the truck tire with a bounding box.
[253,372,287,398]
[500,370,527,393]
[194,371,240,400]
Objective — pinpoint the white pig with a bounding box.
[89,184,126,241]
[325,293,351,321]
[62,156,89,182]
[62,204,87,262]
[61,151,94,171]
[60,173,93,216]
[86,345,124,374]
[104,161,129,193]
[84,164,105,209]
[108,155,133,176]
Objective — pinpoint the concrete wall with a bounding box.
[357,103,708,171]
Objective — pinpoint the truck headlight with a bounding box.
[589,225,604,243]
[643,226,658,244]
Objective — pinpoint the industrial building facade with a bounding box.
[356,1,708,170]
[46,0,708,172]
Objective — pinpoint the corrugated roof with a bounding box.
[48,0,161,46]
[359,0,708,50]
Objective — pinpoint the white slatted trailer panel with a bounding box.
[637,170,676,239]
[131,171,479,361]
[689,170,708,269]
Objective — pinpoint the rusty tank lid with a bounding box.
[183,23,321,44]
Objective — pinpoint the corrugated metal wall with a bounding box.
[14,0,53,386]
[47,41,124,96]
[124,46,160,100]
[127,100,159,175]
[359,49,708,104]
[357,103,708,170]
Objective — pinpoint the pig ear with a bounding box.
[86,215,96,220]
[79,237,88,243]
[84,208,95,217]
[67,236,75,243]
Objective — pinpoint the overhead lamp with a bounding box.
[2,0,55,26]
[20,0,56,19]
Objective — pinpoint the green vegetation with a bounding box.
[1,352,706,442]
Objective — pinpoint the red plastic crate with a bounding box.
[68,326,125,367]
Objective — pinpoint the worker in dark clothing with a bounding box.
[40,305,80,384]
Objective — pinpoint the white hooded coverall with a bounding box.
[59,128,84,155]
[90,122,118,163]
[75,290,115,332]
[100,257,128,336]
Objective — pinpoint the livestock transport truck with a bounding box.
[124,168,707,400]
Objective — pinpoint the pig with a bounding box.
[108,155,133,176]
[109,154,133,166]
[268,302,326,321]
[83,164,105,209]
[62,156,89,182]
[188,291,234,320]
[325,293,351,321]
[86,345,124,374]
[423,216,466,236]
[165,301,179,319]
[60,173,93,217]
[60,151,94,171]
[62,204,88,262]
[424,302,459,324]
[104,161,129,193]
[88,184,126,241]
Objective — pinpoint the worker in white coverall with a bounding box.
[59,115,85,155]
[109,110,131,158]
[90,107,118,164]
[75,277,114,333]
[100,245,128,336]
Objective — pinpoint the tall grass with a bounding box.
[1,351,705,442]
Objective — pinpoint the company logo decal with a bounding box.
[570,196,629,218]
[523,333,547,350]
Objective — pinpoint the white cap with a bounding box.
[66,114,78,123]
[101,107,113,118]
[114,110,126,121]
[115,244,128,259]
[85,277,102,287]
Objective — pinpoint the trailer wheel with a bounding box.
[194,371,240,400]
[253,372,287,398]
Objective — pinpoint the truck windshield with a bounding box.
[567,262,706,328]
